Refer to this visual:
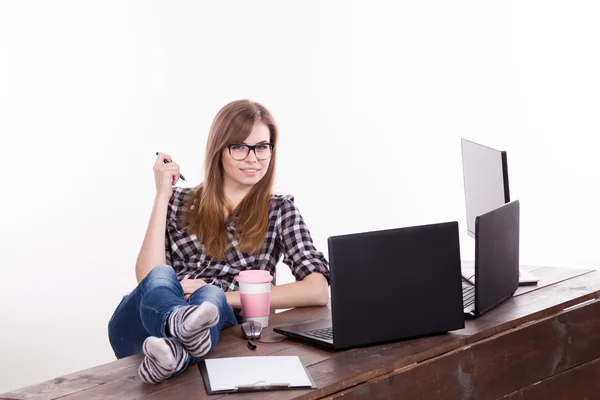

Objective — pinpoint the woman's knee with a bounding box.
[143,265,179,290]
[147,264,177,280]
[189,284,226,306]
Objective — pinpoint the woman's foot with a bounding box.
[138,337,189,384]
[167,302,219,357]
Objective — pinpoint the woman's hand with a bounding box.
[181,279,208,300]
[154,152,181,199]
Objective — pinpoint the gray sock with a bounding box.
[167,302,219,357]
[138,337,189,384]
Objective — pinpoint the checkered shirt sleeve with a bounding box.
[276,196,330,283]
[165,188,185,267]
[164,230,173,266]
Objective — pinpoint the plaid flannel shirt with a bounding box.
[165,187,330,292]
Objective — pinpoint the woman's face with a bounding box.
[221,121,272,189]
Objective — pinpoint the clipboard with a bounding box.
[198,356,317,394]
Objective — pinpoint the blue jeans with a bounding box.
[108,265,238,372]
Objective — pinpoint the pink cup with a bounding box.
[236,270,273,327]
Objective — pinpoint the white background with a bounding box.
[1,0,599,393]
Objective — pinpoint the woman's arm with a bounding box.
[135,152,181,283]
[225,272,329,309]
[135,194,170,283]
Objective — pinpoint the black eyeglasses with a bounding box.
[226,143,274,161]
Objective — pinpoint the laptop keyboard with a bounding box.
[304,327,333,341]
[463,283,475,309]
[304,287,474,339]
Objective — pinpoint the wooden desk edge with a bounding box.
[325,297,600,400]
[2,267,599,400]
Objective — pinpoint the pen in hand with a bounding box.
[156,151,186,181]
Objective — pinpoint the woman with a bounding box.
[108,100,330,384]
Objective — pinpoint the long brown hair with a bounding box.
[181,100,278,259]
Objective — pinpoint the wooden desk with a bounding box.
[3,266,599,400]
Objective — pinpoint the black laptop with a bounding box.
[273,221,465,350]
[462,200,520,319]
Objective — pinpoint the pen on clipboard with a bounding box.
[156,152,186,181]
[235,382,291,390]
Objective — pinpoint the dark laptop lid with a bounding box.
[328,222,464,349]
[474,200,520,316]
